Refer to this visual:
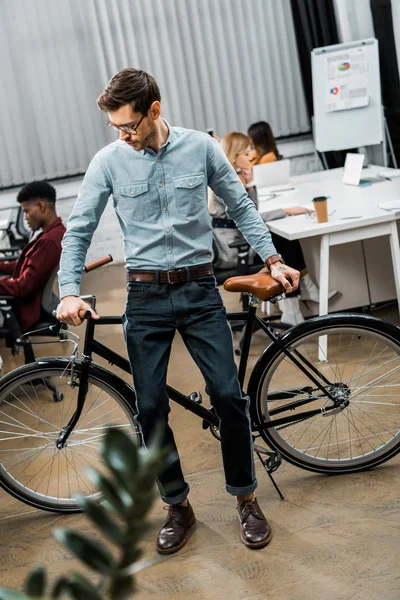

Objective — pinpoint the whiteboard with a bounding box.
[312,39,383,153]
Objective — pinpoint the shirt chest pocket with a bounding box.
[173,174,205,218]
[115,181,157,222]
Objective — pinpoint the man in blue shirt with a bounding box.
[57,68,300,553]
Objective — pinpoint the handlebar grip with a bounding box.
[78,309,92,320]
[83,254,113,273]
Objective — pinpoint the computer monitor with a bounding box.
[253,159,290,189]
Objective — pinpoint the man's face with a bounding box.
[108,103,157,152]
[21,200,46,231]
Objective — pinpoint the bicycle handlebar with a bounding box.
[83,254,113,272]
[49,254,111,332]
[78,309,92,320]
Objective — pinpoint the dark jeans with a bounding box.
[123,274,257,504]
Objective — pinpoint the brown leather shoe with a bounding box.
[156,501,196,554]
[237,498,272,549]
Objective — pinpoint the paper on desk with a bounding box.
[378,200,400,213]
[377,170,400,179]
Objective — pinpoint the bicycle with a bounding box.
[0,258,399,512]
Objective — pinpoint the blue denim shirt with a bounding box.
[58,123,276,298]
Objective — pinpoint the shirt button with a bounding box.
[167,249,172,254]
[157,158,160,162]
[162,207,167,212]
[165,228,170,233]
[159,183,163,188]
[130,191,134,195]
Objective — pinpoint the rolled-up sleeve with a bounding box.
[58,154,112,299]
[206,137,276,261]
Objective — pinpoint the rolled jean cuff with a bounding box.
[159,483,190,505]
[226,479,257,496]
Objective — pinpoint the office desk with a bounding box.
[258,166,400,360]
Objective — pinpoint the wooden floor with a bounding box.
[0,264,399,600]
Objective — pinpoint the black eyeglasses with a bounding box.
[106,112,147,134]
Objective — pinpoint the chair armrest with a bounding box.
[228,239,250,250]
[0,247,22,254]
[0,254,19,262]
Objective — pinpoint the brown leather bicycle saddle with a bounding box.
[223,268,284,301]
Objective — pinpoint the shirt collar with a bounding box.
[42,216,63,235]
[142,118,172,156]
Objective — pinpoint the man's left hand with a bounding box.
[269,262,300,294]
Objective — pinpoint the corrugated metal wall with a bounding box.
[0,0,309,187]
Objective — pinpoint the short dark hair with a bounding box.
[97,68,161,114]
[17,181,56,205]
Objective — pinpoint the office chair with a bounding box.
[212,235,289,354]
[0,266,67,398]
[0,206,30,264]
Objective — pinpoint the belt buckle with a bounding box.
[166,268,185,284]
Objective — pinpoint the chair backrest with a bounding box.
[41,266,60,317]
[16,206,31,240]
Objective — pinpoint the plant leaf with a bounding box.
[86,469,132,516]
[77,496,124,545]
[0,590,28,600]
[69,573,102,600]
[137,446,165,490]
[102,428,138,489]
[109,575,135,600]
[51,577,71,598]
[24,565,46,598]
[53,529,115,574]
[122,555,162,576]
[61,573,103,600]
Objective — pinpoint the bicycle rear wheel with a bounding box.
[0,359,139,512]
[251,314,400,473]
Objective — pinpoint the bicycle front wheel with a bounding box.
[0,359,139,512]
[252,314,400,473]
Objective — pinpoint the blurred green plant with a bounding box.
[0,427,165,600]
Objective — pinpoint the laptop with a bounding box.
[342,153,365,185]
[342,153,380,186]
[253,159,290,189]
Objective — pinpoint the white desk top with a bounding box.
[258,166,400,240]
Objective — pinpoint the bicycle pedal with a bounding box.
[188,391,202,404]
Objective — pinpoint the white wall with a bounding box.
[333,0,375,42]
[0,0,310,188]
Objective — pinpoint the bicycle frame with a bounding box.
[56,297,344,449]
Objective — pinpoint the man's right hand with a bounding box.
[56,296,99,326]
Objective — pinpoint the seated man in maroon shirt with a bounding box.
[0,181,66,333]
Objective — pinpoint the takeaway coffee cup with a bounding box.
[312,196,329,223]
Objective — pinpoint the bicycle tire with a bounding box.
[0,357,140,512]
[248,313,400,474]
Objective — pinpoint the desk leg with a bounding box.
[389,221,400,315]
[318,234,330,362]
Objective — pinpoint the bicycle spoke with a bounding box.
[258,324,400,469]
[0,366,137,509]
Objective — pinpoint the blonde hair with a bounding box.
[220,131,251,167]
[208,131,251,215]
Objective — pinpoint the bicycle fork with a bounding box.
[56,316,96,449]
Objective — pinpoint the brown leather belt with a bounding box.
[126,263,213,285]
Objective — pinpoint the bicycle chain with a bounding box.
[276,414,314,430]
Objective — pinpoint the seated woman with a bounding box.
[248,121,282,165]
[210,132,335,325]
